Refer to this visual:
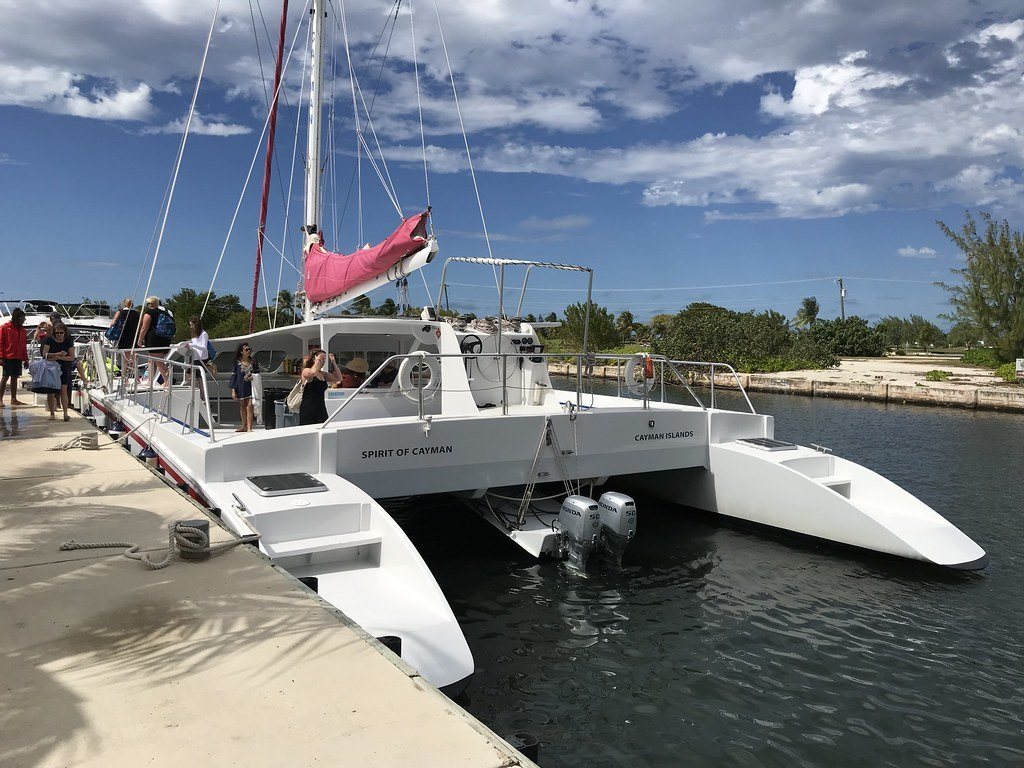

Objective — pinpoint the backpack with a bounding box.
[154,308,176,340]
[206,338,217,358]
[105,315,125,342]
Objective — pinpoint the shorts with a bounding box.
[2,359,24,377]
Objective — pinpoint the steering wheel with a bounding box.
[460,334,483,358]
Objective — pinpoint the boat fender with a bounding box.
[624,354,655,396]
[397,353,441,402]
[643,354,654,379]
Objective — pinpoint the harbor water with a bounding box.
[402,383,1024,767]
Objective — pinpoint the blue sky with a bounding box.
[2,1,1023,325]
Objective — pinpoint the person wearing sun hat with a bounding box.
[340,356,368,388]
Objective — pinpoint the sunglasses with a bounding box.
[54,332,66,336]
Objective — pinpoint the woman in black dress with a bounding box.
[298,349,340,425]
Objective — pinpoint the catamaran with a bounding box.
[83,0,986,696]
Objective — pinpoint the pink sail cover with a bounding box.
[304,211,430,303]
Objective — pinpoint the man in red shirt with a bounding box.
[0,308,29,407]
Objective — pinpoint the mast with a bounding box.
[250,0,290,333]
[302,0,327,323]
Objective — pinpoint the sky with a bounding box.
[2,0,1023,326]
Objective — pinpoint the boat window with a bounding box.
[254,350,286,372]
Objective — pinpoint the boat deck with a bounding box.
[0,403,535,768]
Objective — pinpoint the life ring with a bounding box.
[624,354,656,396]
[398,353,441,402]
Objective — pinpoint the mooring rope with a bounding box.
[60,523,260,571]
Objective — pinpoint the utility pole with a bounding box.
[836,277,846,320]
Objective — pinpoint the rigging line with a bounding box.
[354,128,403,215]
[349,66,403,216]
[418,267,434,309]
[432,0,499,292]
[202,0,310,317]
[408,0,431,229]
[275,16,310,327]
[247,0,271,109]
[336,0,365,245]
[342,5,404,216]
[326,0,401,237]
[140,0,222,342]
[328,3,340,246]
[260,240,299,280]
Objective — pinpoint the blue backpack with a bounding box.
[154,308,176,340]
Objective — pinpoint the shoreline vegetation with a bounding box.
[549,356,1024,413]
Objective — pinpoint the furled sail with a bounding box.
[304,211,431,304]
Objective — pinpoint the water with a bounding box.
[401,386,1024,767]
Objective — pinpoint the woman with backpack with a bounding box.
[136,296,173,388]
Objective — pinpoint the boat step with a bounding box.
[816,475,851,487]
[263,531,382,558]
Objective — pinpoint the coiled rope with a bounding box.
[60,523,260,571]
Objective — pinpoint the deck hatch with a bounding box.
[245,473,329,497]
[737,437,798,451]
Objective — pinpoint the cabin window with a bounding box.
[254,350,286,372]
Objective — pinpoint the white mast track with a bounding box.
[303,0,327,322]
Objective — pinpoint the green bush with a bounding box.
[808,316,886,357]
[995,363,1020,383]
[925,369,952,381]
[961,348,1001,368]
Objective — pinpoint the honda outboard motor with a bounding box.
[598,492,637,566]
[554,495,601,570]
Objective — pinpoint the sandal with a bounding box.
[63,414,71,422]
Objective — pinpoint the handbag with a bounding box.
[28,359,61,394]
[285,377,305,412]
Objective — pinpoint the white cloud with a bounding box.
[519,215,592,231]
[140,112,251,137]
[897,246,938,259]
[0,64,153,120]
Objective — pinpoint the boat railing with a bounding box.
[319,350,756,428]
[95,345,219,441]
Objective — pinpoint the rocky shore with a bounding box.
[550,356,1024,412]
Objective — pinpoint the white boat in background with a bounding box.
[83,0,985,697]
[1,299,112,344]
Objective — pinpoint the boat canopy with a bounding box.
[304,211,430,304]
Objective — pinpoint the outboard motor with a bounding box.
[554,495,601,570]
[597,492,637,566]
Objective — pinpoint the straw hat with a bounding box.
[345,357,369,373]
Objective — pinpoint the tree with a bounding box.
[874,315,910,350]
[946,320,979,349]
[938,211,1024,362]
[558,301,619,351]
[275,290,297,325]
[808,316,886,357]
[655,303,794,366]
[615,310,636,343]
[351,294,372,315]
[377,298,398,316]
[792,296,820,330]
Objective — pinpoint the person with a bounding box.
[340,357,368,388]
[110,298,140,350]
[41,322,75,421]
[298,349,340,426]
[0,308,29,407]
[136,296,172,388]
[374,363,398,388]
[229,342,260,432]
[174,316,210,396]
[33,321,51,344]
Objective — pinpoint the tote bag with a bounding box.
[285,377,305,412]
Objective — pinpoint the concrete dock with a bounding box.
[0,404,534,768]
